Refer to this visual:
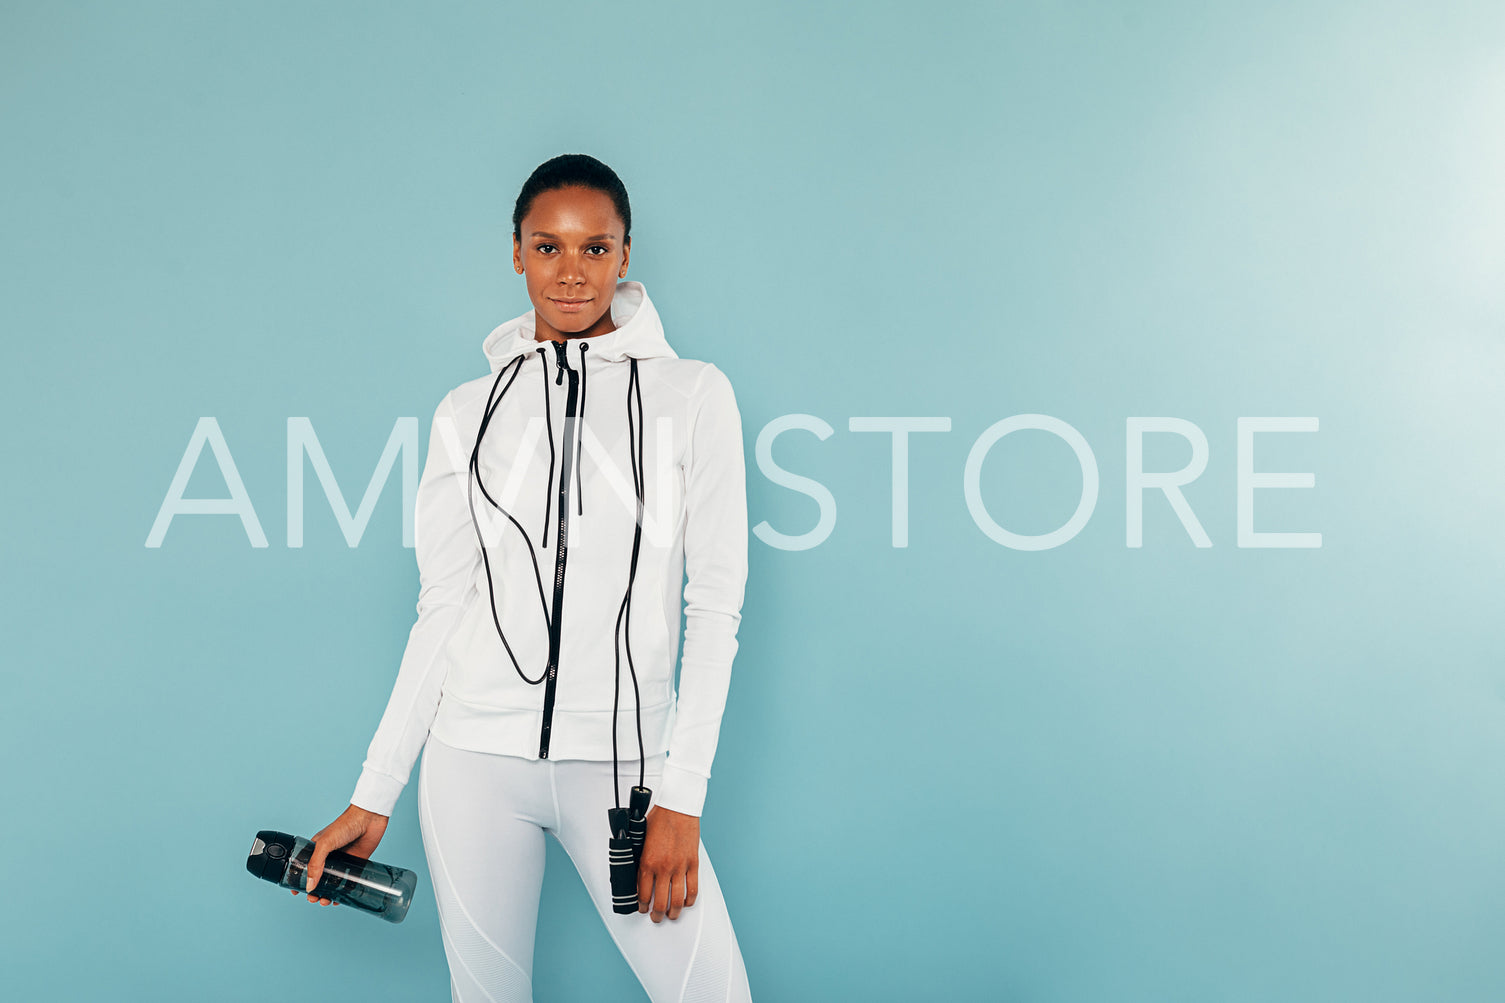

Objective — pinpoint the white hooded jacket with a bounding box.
[349,281,748,818]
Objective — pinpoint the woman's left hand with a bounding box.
[638,806,699,922]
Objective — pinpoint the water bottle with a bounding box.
[246,829,418,923]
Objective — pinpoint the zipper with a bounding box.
[539,338,580,759]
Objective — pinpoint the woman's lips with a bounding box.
[551,298,591,313]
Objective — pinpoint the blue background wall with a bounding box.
[3,1,1503,1000]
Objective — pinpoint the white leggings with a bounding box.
[416,733,753,1002]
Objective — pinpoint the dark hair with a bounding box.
[512,154,632,243]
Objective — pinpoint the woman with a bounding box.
[299,154,754,1002]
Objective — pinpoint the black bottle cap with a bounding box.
[247,830,296,884]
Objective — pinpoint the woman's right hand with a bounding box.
[294,804,389,906]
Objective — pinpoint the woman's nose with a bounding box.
[557,252,587,284]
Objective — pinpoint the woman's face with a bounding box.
[513,185,631,342]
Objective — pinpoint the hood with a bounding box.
[481,280,679,371]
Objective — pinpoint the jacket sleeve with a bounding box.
[349,390,479,817]
[656,364,749,817]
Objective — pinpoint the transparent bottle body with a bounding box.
[279,835,417,923]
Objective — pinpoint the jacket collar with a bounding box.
[481,280,679,371]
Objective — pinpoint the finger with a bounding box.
[686,865,698,908]
[638,867,653,914]
[652,868,671,922]
[667,872,685,921]
[306,838,330,893]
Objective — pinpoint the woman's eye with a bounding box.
[535,244,556,254]
[587,245,609,255]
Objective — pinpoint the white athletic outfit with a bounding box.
[419,737,750,1002]
[348,281,752,1001]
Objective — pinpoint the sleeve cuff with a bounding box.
[350,767,405,818]
[654,761,709,817]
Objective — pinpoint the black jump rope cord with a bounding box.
[613,357,649,798]
[467,342,651,834]
[609,357,653,911]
